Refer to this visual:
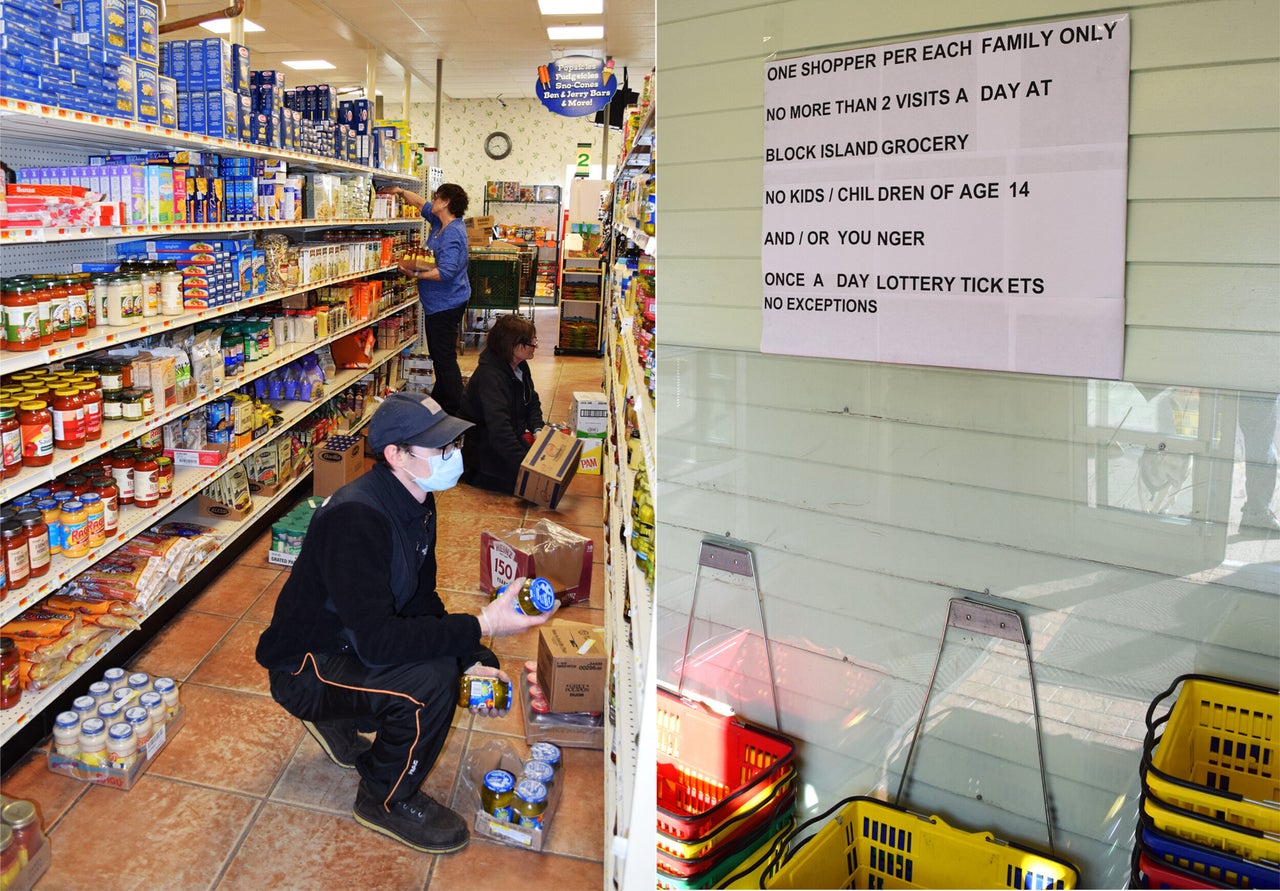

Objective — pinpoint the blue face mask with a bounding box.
[413,449,463,493]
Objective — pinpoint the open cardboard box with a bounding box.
[462,738,563,851]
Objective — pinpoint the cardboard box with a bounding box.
[464,739,562,852]
[515,427,582,509]
[479,519,594,605]
[571,391,608,435]
[313,434,364,497]
[536,620,606,713]
[465,214,496,230]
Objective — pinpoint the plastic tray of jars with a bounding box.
[463,738,564,852]
[45,673,185,790]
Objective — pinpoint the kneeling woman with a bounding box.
[460,314,545,493]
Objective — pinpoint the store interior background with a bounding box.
[655,0,1278,887]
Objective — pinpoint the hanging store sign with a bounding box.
[575,142,593,177]
[537,55,618,117]
[760,14,1130,379]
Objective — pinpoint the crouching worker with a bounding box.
[255,392,555,853]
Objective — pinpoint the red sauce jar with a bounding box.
[133,453,159,507]
[16,509,49,579]
[66,276,89,336]
[1,519,30,593]
[17,401,53,466]
[46,278,71,342]
[0,400,21,478]
[0,637,19,709]
[77,383,103,441]
[1,799,43,861]
[110,454,135,505]
[51,388,86,450]
[2,282,40,352]
[91,476,119,536]
[35,282,53,347]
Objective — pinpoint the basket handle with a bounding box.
[676,539,784,732]
[894,597,1059,853]
[1143,672,1280,735]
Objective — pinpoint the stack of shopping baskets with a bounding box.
[1134,673,1280,889]
[656,686,798,889]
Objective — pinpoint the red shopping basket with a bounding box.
[657,686,797,842]
[1137,852,1232,889]
[657,772,796,871]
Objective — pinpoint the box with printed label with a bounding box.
[536,620,606,713]
[204,88,236,138]
[111,55,135,119]
[165,37,187,91]
[515,427,582,509]
[575,433,604,476]
[134,0,157,64]
[312,434,364,498]
[230,41,249,94]
[200,36,230,91]
[479,519,593,606]
[82,0,127,54]
[570,391,608,435]
[157,74,176,127]
[135,60,158,123]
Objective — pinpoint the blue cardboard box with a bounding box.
[204,88,236,138]
[157,73,176,127]
[237,91,251,141]
[200,36,229,90]
[82,0,126,54]
[135,60,157,123]
[230,41,249,94]
[111,53,134,118]
[165,37,186,91]
[134,0,157,65]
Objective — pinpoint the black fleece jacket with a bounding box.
[459,349,544,492]
[255,463,484,672]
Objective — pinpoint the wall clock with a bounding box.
[485,131,512,160]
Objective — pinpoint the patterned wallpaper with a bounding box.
[382,97,614,222]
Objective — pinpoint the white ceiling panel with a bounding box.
[159,0,654,102]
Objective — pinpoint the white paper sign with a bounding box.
[761,15,1130,378]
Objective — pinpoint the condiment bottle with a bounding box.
[77,716,108,766]
[132,453,159,508]
[0,799,42,863]
[106,722,139,769]
[3,281,40,351]
[66,276,89,336]
[155,455,173,499]
[512,779,548,829]
[52,710,80,756]
[127,671,151,693]
[1,520,30,593]
[458,675,511,711]
[480,769,516,821]
[160,271,183,315]
[0,400,22,477]
[153,676,180,719]
[0,637,20,709]
[17,401,53,466]
[59,500,90,558]
[124,705,152,748]
[139,690,165,726]
[51,388,85,450]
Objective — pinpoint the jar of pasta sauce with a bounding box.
[16,509,49,579]
[90,477,119,536]
[110,454,134,506]
[0,400,21,478]
[50,389,85,450]
[132,454,159,508]
[77,383,102,441]
[17,401,53,466]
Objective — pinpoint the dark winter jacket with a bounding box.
[255,463,484,671]
[459,349,544,492]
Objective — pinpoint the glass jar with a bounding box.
[0,825,16,890]
[52,711,80,756]
[121,389,145,422]
[70,695,96,719]
[90,477,119,536]
[98,360,123,392]
[127,671,151,693]
[522,758,555,791]
[45,279,70,342]
[1,521,30,593]
[101,389,123,422]
[111,455,134,505]
[0,637,19,709]
[17,401,53,466]
[88,275,111,328]
[0,799,42,863]
[140,272,160,318]
[3,281,40,351]
[50,388,85,450]
[139,690,165,726]
[79,492,105,547]
[105,722,138,769]
[480,769,516,821]
[59,500,89,558]
[458,675,511,711]
[512,779,548,830]
[37,499,61,556]
[103,666,127,692]
[77,383,102,441]
[0,400,21,478]
[501,577,556,616]
[124,275,143,322]
[77,716,107,766]
[155,455,173,499]
[528,742,561,777]
[132,454,159,508]
[66,277,89,336]
[153,676,179,719]
[16,509,49,578]
[124,705,152,748]
[86,680,111,705]
[160,271,183,315]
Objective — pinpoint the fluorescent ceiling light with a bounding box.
[538,0,603,13]
[547,25,604,39]
[283,60,336,70]
[199,18,264,33]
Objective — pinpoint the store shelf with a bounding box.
[1,217,420,245]
[619,320,656,477]
[613,223,655,256]
[0,263,402,376]
[0,294,417,503]
[0,97,418,181]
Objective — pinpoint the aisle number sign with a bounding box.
[576,142,593,177]
[761,15,1130,379]
[537,55,618,117]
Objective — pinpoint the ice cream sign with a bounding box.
[536,55,618,117]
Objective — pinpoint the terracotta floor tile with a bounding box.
[147,684,301,796]
[187,564,285,618]
[244,573,286,624]
[528,492,603,527]
[129,610,236,681]
[269,733,363,815]
[0,748,87,829]
[189,621,272,695]
[539,745,606,861]
[428,839,603,890]
[488,622,542,661]
[232,526,278,568]
[435,512,524,552]
[437,545,483,594]
[567,473,604,497]
[441,484,527,516]
[40,774,258,891]
[217,802,432,891]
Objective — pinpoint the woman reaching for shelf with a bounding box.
[383,182,471,414]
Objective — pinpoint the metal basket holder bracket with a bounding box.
[895,597,1059,853]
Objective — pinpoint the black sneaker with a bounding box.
[353,781,470,853]
[302,718,370,769]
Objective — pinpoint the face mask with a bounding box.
[412,449,463,493]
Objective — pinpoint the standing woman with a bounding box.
[387,183,471,414]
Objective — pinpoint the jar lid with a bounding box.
[18,400,48,410]
[79,492,101,504]
[53,388,79,397]
[61,500,84,513]
[103,667,125,679]
[87,680,110,694]
[54,711,79,729]
[522,760,554,784]
[482,769,515,793]
[16,509,44,525]
[80,717,105,735]
[526,578,556,613]
[529,742,561,766]
[154,677,176,694]
[128,672,150,687]
[139,691,163,707]
[107,722,133,741]
[514,778,547,804]
[72,695,95,712]
[0,799,36,830]
[125,706,148,722]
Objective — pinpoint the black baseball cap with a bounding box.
[368,393,474,453]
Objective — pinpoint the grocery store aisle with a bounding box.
[1,308,610,890]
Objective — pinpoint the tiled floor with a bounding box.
[1,307,611,890]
